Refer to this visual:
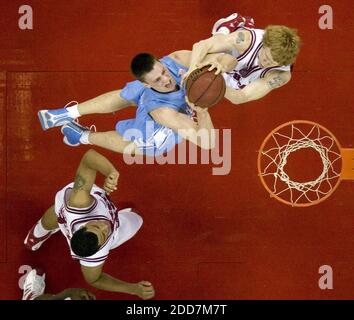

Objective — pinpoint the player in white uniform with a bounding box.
[185,13,301,105]
[24,149,155,300]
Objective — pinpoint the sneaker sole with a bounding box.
[37,110,50,131]
[63,136,80,147]
[38,110,74,131]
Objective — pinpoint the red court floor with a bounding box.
[0,0,353,299]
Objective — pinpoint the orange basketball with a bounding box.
[185,65,226,108]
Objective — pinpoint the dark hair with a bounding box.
[130,53,157,81]
[70,227,99,257]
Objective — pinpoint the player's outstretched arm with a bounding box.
[225,71,291,104]
[187,31,248,74]
[35,288,96,300]
[150,107,215,150]
[169,50,237,75]
[81,264,155,299]
[200,52,238,74]
[68,149,119,208]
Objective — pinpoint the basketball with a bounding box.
[185,65,226,108]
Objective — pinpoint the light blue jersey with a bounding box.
[116,56,192,156]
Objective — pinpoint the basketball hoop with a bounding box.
[257,120,354,207]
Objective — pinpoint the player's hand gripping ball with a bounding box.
[185,65,226,108]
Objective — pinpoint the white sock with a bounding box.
[79,131,92,145]
[66,104,81,118]
[33,220,51,237]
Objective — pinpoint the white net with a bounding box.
[259,122,342,206]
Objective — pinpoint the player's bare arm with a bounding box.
[169,50,237,75]
[81,264,155,299]
[187,30,251,73]
[68,149,119,208]
[224,70,291,104]
[199,52,238,74]
[150,107,215,150]
[265,71,292,90]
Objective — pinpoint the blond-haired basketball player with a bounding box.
[185,13,301,105]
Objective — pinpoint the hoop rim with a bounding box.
[257,120,343,207]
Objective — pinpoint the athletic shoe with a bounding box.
[24,224,59,251]
[61,121,93,147]
[38,101,78,131]
[22,269,46,300]
[211,13,255,35]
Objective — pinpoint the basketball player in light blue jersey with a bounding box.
[38,50,236,156]
[115,54,195,156]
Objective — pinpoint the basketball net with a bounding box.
[258,120,353,207]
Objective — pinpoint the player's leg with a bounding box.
[77,90,133,115]
[38,90,134,130]
[88,131,141,155]
[24,205,60,251]
[40,205,59,230]
[60,121,142,155]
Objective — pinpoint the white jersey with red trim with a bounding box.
[54,182,120,267]
[223,28,291,90]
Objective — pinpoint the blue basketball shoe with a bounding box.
[38,101,78,131]
[61,121,94,147]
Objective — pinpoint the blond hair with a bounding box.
[262,25,301,65]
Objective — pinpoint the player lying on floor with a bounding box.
[184,13,301,104]
[24,149,155,300]
[38,50,237,156]
[22,269,96,300]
